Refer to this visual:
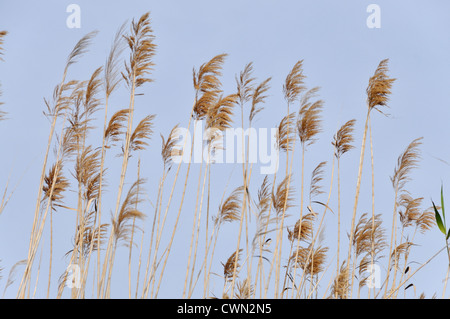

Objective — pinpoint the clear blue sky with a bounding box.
[1,0,450,298]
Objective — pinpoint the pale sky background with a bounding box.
[1,0,450,299]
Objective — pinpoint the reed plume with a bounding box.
[215,186,244,225]
[223,249,243,282]
[415,206,436,234]
[287,213,315,242]
[66,31,98,70]
[390,242,413,267]
[194,54,226,94]
[398,194,423,229]
[206,94,238,131]
[112,179,146,246]
[160,124,181,171]
[105,23,126,97]
[193,54,227,119]
[332,119,356,159]
[309,161,326,203]
[45,80,82,119]
[297,87,323,147]
[276,113,296,152]
[129,114,156,153]
[272,174,295,216]
[122,12,156,89]
[256,176,272,215]
[70,209,108,260]
[249,77,271,124]
[42,161,69,209]
[74,146,101,191]
[353,213,387,260]
[289,245,328,277]
[104,109,131,148]
[283,60,306,105]
[83,67,103,121]
[350,213,386,294]
[367,59,396,114]
[57,126,78,162]
[236,62,255,106]
[235,278,254,299]
[391,138,423,193]
[329,261,350,299]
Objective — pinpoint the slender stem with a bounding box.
[383,183,400,298]
[18,111,69,298]
[183,154,204,298]
[203,174,233,298]
[142,109,195,298]
[188,159,210,296]
[345,110,370,293]
[128,158,141,298]
[18,66,70,298]
[385,246,446,299]
[46,209,53,298]
[134,221,146,299]
[369,116,376,299]
[336,157,341,298]
[229,104,249,296]
[442,239,450,297]
[203,160,211,295]
[153,117,197,298]
[140,174,164,298]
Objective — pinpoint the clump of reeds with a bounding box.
[1,11,446,301]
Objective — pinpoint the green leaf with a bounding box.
[433,201,447,236]
[441,184,446,225]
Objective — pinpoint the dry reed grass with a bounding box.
[0,12,444,301]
